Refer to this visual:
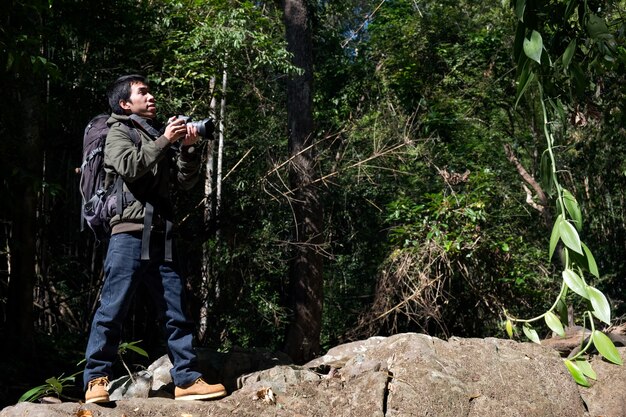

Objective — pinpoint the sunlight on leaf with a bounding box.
[558,218,583,254]
[575,359,597,380]
[588,287,611,325]
[562,269,588,299]
[545,311,565,337]
[592,330,623,365]
[523,323,540,344]
[564,359,590,387]
[523,30,543,64]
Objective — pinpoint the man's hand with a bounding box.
[164,117,188,143]
[181,123,199,147]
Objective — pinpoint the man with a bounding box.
[83,74,226,403]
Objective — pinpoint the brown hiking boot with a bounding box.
[85,376,110,404]
[174,378,227,401]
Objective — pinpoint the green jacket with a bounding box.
[103,113,201,234]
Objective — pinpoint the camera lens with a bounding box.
[189,118,215,138]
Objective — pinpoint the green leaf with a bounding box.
[515,58,535,108]
[125,344,149,358]
[592,330,622,365]
[558,218,583,254]
[581,243,600,278]
[506,319,514,338]
[45,377,62,393]
[549,215,562,261]
[588,287,611,325]
[523,324,540,344]
[540,151,554,194]
[523,30,543,64]
[562,269,588,299]
[562,39,576,71]
[562,189,582,231]
[575,359,597,380]
[564,0,577,20]
[564,359,590,387]
[18,384,48,403]
[587,14,610,39]
[514,0,526,21]
[545,311,565,337]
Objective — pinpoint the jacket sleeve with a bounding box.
[104,123,171,182]
[176,145,202,190]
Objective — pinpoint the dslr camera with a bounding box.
[177,115,215,139]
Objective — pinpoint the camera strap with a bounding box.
[129,114,162,138]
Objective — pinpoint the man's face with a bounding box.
[121,82,156,119]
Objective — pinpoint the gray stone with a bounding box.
[3,333,626,417]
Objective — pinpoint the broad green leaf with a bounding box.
[558,218,583,254]
[556,296,569,325]
[562,39,576,70]
[515,0,526,21]
[588,287,611,325]
[549,215,562,261]
[587,14,610,39]
[575,359,597,380]
[592,330,623,365]
[523,30,543,64]
[506,319,513,338]
[515,58,535,108]
[582,242,600,278]
[545,311,565,337]
[564,359,590,387]
[562,269,588,299]
[523,324,540,344]
[540,151,554,194]
[562,189,582,231]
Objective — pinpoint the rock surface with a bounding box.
[2,333,625,417]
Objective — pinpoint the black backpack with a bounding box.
[79,114,140,240]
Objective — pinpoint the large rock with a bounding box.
[2,333,625,417]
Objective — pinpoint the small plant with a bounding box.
[18,371,81,403]
[117,340,149,382]
[19,340,148,403]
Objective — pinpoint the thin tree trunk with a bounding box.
[282,0,323,364]
[216,66,227,219]
[199,76,218,343]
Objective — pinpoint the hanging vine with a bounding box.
[504,0,625,386]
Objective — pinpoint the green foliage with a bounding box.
[18,371,81,403]
[505,0,625,385]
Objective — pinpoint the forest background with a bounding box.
[1,0,625,407]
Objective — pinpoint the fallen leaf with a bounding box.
[252,387,276,405]
[75,410,93,417]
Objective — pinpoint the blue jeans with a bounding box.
[83,232,201,390]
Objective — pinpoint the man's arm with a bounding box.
[104,122,170,182]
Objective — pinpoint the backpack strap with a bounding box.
[123,117,174,263]
[141,203,154,261]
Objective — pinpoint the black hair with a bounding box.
[107,74,148,115]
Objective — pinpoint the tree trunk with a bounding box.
[199,76,218,343]
[282,0,323,364]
